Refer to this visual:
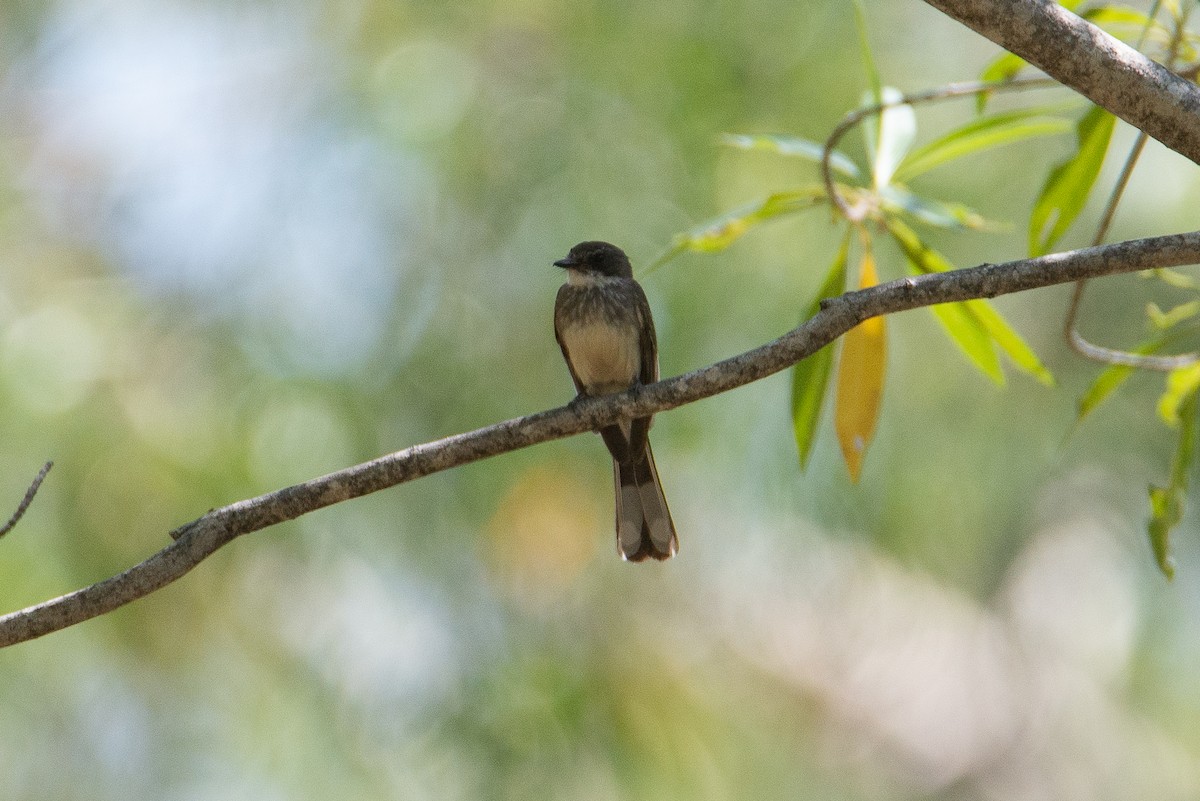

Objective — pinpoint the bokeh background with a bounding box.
[3,1,1200,798]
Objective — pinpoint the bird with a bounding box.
[552,241,678,561]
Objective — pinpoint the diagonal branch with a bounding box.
[921,0,1200,165]
[1,232,1199,648]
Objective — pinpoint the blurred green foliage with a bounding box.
[3,1,1200,799]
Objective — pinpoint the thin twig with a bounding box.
[0,462,53,540]
[1063,5,1198,371]
[820,77,1057,220]
[0,232,1198,648]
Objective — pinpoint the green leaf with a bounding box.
[1148,267,1200,290]
[1076,338,1167,421]
[965,297,1056,386]
[1081,0,1176,54]
[887,218,1054,385]
[880,186,994,231]
[1148,486,1180,579]
[1158,363,1200,426]
[978,0,1085,98]
[975,54,1028,113]
[1178,33,1199,64]
[1084,5,1163,40]
[867,87,917,189]
[651,188,826,268]
[1028,106,1116,256]
[1148,300,1200,330]
[893,108,1074,184]
[927,298,1006,384]
[887,221,999,382]
[979,52,1028,84]
[792,229,851,469]
[852,0,882,105]
[720,133,861,179]
[1148,387,1198,580]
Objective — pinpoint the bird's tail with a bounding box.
[613,442,677,561]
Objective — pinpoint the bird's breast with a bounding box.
[559,317,641,395]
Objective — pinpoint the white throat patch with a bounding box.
[566,269,623,288]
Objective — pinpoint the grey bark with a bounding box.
[921,0,1200,164]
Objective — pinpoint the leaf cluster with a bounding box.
[656,0,1200,573]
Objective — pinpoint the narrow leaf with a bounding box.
[1084,5,1165,41]
[1077,337,1169,421]
[1028,106,1116,256]
[1085,6,1157,26]
[1148,267,1200,290]
[720,133,861,179]
[1158,363,1200,426]
[869,87,917,189]
[976,52,1028,113]
[887,218,1053,385]
[926,300,1005,384]
[792,229,851,469]
[653,188,826,267]
[894,109,1073,183]
[977,0,1082,103]
[835,247,887,482]
[1148,487,1180,579]
[1147,300,1200,330]
[1148,387,1198,580]
[1178,33,1198,64]
[979,52,1028,84]
[964,298,1056,386]
[880,186,994,231]
[887,221,1001,383]
[853,0,882,105]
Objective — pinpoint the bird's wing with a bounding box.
[634,282,659,387]
[554,284,586,396]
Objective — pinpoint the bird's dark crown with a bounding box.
[554,241,633,278]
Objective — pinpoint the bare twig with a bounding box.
[920,0,1200,165]
[0,232,1198,648]
[1063,136,1199,371]
[1060,132,1196,370]
[0,462,53,540]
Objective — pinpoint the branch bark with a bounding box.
[2,232,1199,647]
[921,0,1200,164]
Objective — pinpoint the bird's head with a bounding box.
[554,241,633,279]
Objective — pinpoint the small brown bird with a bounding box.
[553,241,678,561]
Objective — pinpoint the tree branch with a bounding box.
[921,0,1200,165]
[1,232,1198,647]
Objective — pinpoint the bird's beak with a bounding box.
[553,256,577,269]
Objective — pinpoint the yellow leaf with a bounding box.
[835,251,887,482]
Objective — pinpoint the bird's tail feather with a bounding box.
[613,443,677,561]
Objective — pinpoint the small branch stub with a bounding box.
[0,462,52,540]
